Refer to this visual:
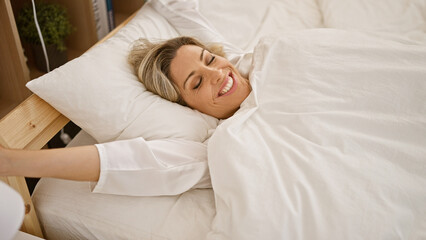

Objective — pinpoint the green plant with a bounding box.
[17,2,74,51]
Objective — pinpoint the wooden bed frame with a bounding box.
[0,12,137,238]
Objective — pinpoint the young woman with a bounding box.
[129,36,251,119]
[0,36,251,196]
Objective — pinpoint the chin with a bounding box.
[217,107,239,119]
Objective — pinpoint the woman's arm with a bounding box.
[0,144,100,181]
[0,137,210,196]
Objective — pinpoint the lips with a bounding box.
[218,72,238,97]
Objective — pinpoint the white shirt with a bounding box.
[92,138,211,196]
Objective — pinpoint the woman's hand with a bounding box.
[0,144,100,181]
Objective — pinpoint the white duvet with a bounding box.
[207,30,426,239]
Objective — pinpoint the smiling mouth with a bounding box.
[218,72,237,97]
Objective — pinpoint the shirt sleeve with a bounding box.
[91,137,211,196]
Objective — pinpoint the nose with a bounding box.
[204,66,223,85]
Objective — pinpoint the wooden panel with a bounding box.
[0,98,19,119]
[0,95,69,149]
[113,0,144,16]
[49,0,98,52]
[0,0,31,103]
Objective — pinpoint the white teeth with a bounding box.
[220,76,234,95]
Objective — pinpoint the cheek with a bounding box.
[184,89,212,107]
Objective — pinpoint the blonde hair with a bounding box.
[128,36,225,105]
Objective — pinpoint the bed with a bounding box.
[1,0,426,239]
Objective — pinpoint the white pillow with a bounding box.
[153,0,323,53]
[26,5,219,143]
[199,0,324,52]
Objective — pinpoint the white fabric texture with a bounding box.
[199,0,323,51]
[0,181,25,240]
[207,31,426,239]
[319,0,426,43]
[93,137,210,196]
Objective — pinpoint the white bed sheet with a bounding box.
[199,0,323,51]
[207,30,426,239]
[319,0,426,44]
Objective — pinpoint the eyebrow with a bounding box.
[183,49,205,89]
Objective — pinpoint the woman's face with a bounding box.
[170,45,251,119]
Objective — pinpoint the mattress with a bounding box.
[31,0,426,239]
[33,131,215,240]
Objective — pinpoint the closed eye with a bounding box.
[193,77,202,89]
[192,53,214,90]
[208,55,215,65]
